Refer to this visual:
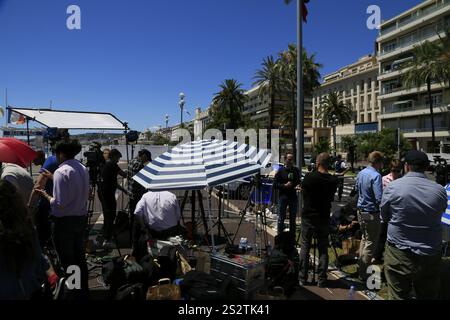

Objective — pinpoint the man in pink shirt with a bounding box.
[382,160,403,189]
[36,139,90,299]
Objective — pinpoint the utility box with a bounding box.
[210,254,265,300]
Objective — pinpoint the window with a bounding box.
[425,93,443,106]
[368,78,372,89]
[360,114,364,123]
[368,113,372,122]
[382,40,397,54]
[375,112,379,121]
[398,31,417,47]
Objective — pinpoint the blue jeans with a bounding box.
[277,195,298,238]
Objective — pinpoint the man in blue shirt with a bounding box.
[28,152,59,248]
[379,150,447,300]
[355,151,384,280]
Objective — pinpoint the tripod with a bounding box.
[206,189,232,246]
[233,177,271,254]
[179,189,210,246]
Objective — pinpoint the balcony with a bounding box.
[402,127,450,133]
[379,0,450,38]
[379,25,449,57]
[383,102,448,114]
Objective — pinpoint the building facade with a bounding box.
[312,55,380,152]
[377,0,450,152]
[243,83,314,153]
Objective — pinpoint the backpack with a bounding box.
[102,256,145,297]
[115,283,145,301]
[157,245,192,281]
[265,249,299,296]
[180,271,225,300]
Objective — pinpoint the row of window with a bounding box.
[381,17,450,55]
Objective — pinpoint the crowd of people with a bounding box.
[0,133,185,300]
[278,149,448,300]
[1,132,449,301]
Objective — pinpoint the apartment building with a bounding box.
[377,0,450,152]
[243,83,314,153]
[312,55,380,151]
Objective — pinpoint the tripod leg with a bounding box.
[180,190,189,225]
[231,185,255,245]
[191,191,196,241]
[197,190,210,245]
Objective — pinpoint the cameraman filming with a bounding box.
[98,149,127,248]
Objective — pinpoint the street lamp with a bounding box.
[165,114,169,141]
[330,114,338,157]
[179,92,185,126]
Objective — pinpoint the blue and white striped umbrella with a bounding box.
[133,139,272,190]
[443,183,450,226]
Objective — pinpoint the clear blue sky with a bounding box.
[0,0,423,131]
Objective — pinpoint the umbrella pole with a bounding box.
[207,188,216,254]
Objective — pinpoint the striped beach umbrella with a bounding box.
[443,183,450,226]
[133,139,272,190]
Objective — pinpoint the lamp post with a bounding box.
[330,115,338,157]
[179,92,185,127]
[165,114,169,141]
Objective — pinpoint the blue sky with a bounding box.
[0,0,423,131]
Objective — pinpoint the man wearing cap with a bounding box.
[355,151,384,280]
[376,150,447,300]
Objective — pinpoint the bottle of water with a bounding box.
[348,286,356,300]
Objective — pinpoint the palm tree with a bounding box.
[253,55,281,147]
[277,44,322,158]
[210,79,248,130]
[317,92,353,126]
[402,41,450,150]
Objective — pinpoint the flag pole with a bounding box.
[296,0,304,243]
[5,88,8,128]
[297,0,304,170]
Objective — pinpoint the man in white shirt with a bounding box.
[132,191,184,260]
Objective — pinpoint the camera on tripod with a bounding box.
[433,155,449,187]
[83,142,104,184]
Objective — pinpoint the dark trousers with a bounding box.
[337,176,344,201]
[131,215,185,261]
[277,195,298,239]
[35,202,51,248]
[384,244,441,300]
[298,219,330,283]
[52,216,89,299]
[100,189,117,241]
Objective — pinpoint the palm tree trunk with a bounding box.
[269,86,275,149]
[427,79,436,152]
[291,89,296,158]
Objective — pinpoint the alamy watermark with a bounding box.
[367,5,381,30]
[171,128,280,166]
[66,5,81,30]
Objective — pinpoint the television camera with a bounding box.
[83,141,104,184]
[433,155,449,187]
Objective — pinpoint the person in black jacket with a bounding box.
[98,149,127,248]
[273,153,301,242]
[298,152,338,287]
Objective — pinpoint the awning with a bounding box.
[7,107,126,130]
[393,100,414,105]
[392,56,414,67]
